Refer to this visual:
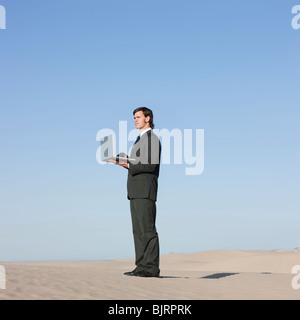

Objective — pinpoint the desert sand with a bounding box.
[1,249,300,300]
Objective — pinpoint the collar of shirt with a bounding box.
[140,127,152,137]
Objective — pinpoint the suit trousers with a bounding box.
[130,198,160,275]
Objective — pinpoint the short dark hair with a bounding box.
[133,107,155,129]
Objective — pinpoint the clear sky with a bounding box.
[0,0,299,262]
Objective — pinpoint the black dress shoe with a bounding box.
[123,269,138,276]
[134,270,160,278]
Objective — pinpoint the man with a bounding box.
[110,107,161,278]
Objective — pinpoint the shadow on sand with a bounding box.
[200,273,239,279]
[159,273,241,279]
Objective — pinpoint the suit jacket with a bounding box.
[127,130,161,202]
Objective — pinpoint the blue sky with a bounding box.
[0,0,299,262]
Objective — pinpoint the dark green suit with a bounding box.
[127,130,161,275]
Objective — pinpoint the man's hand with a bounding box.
[108,159,129,169]
[108,153,129,169]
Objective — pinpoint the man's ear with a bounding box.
[146,116,150,123]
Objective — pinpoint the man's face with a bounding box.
[134,111,150,130]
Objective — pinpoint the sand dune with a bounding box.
[1,249,300,300]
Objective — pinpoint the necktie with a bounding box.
[134,135,140,144]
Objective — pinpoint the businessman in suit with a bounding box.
[110,107,161,277]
